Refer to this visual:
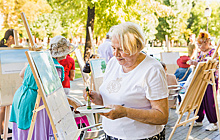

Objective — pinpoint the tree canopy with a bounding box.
[1,0,220,45]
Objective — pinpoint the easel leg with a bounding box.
[90,75,93,90]
[185,114,197,140]
[0,106,5,136]
[211,72,220,134]
[27,94,41,140]
[95,113,99,124]
[183,110,192,126]
[3,106,10,140]
[168,114,183,140]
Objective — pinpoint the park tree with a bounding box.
[187,0,220,41]
[46,0,173,61]
[0,0,52,37]
[155,0,193,46]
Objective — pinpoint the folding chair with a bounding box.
[67,95,105,140]
[166,74,181,109]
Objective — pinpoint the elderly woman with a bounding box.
[83,22,169,140]
[189,31,218,131]
[10,35,75,140]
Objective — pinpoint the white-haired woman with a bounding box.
[83,22,169,140]
[10,35,75,140]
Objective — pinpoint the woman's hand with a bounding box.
[188,59,198,66]
[83,89,103,105]
[99,105,127,120]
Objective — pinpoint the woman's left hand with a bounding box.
[99,105,127,120]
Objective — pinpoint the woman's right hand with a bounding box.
[188,59,198,66]
[83,89,103,105]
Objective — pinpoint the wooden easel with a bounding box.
[87,26,99,90]
[160,52,179,74]
[26,51,81,140]
[26,52,57,140]
[70,31,90,87]
[161,35,179,74]
[165,35,170,52]
[88,26,95,54]
[0,31,27,140]
[89,58,106,92]
[20,12,59,140]
[75,48,90,86]
[20,12,38,51]
[168,40,220,140]
[13,29,23,48]
[0,106,11,140]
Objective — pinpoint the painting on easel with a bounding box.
[90,59,106,78]
[0,48,28,106]
[89,59,106,91]
[27,51,80,140]
[31,51,62,96]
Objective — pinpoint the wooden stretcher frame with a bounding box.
[26,51,81,140]
[74,48,90,87]
[0,48,28,140]
[0,12,35,140]
[168,40,220,140]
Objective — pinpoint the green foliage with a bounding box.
[155,0,193,42]
[0,0,51,35]
[74,60,82,79]
[4,0,220,48]
[186,0,220,41]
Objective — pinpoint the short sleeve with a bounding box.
[144,66,168,100]
[71,58,75,70]
[174,69,180,79]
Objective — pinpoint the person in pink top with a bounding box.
[189,31,219,131]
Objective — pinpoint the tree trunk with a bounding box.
[84,6,95,61]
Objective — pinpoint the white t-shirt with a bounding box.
[99,55,168,139]
[98,39,113,64]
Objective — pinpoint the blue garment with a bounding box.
[53,58,65,82]
[10,59,64,130]
[10,64,38,129]
[174,67,192,82]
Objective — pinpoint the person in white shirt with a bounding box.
[98,33,113,64]
[83,22,169,140]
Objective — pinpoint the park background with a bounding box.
[1,0,220,78]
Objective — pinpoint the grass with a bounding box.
[75,60,82,79]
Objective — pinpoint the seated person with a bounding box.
[161,62,179,109]
[161,62,178,87]
[174,56,192,83]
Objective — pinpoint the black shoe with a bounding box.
[8,128,12,133]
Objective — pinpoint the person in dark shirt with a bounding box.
[0,29,15,47]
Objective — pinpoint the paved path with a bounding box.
[70,78,220,140]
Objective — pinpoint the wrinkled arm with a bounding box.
[69,70,75,81]
[101,98,169,125]
[67,97,80,109]
[126,98,169,124]
[19,65,27,79]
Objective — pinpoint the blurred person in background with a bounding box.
[189,31,218,131]
[0,29,14,47]
[98,33,113,64]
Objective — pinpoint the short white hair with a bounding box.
[109,22,145,55]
